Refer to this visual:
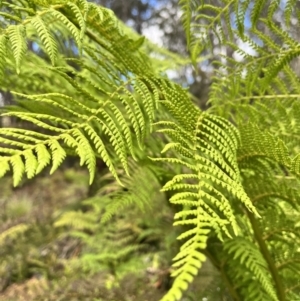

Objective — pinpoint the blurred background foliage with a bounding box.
[0,161,224,301]
[1,0,299,300]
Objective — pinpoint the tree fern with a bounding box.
[1,0,300,300]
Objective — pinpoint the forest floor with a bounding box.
[0,167,219,301]
[0,168,168,301]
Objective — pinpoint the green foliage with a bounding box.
[1,0,300,300]
[0,223,29,245]
[51,161,178,300]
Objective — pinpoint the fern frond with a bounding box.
[35,143,51,174]
[0,35,8,79]
[243,174,299,210]
[49,8,81,48]
[31,16,58,65]
[224,237,278,301]
[179,0,193,46]
[179,0,235,61]
[48,139,66,175]
[284,0,297,26]
[66,1,86,41]
[0,223,29,245]
[235,0,251,36]
[100,163,163,223]
[7,24,27,74]
[154,105,259,299]
[2,1,300,300]
[54,211,97,230]
[0,43,164,186]
[71,128,96,183]
[251,0,268,25]
[238,124,300,176]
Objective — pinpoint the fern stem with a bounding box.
[204,249,242,301]
[247,211,286,301]
[235,94,300,102]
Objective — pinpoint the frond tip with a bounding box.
[160,233,208,301]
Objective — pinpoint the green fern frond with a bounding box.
[235,0,251,36]
[0,114,110,186]
[54,211,97,230]
[49,8,81,48]
[2,1,300,300]
[71,128,96,183]
[262,48,300,87]
[204,0,300,126]
[284,0,297,26]
[179,0,234,61]
[0,12,23,23]
[100,163,163,223]
[153,108,259,300]
[0,223,29,245]
[179,0,193,47]
[7,24,27,74]
[10,155,25,187]
[48,139,66,175]
[0,35,8,79]
[0,45,165,185]
[81,124,119,181]
[224,237,278,301]
[35,143,51,174]
[238,123,300,176]
[251,0,268,25]
[238,124,290,164]
[31,16,58,65]
[160,246,207,301]
[243,174,299,210]
[23,149,38,178]
[0,0,108,76]
[66,1,86,41]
